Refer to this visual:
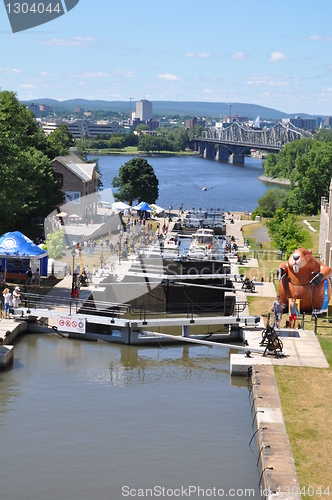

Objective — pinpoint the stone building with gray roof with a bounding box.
[52,147,99,219]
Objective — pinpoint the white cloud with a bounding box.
[41,36,95,47]
[247,79,266,86]
[158,73,180,81]
[0,67,21,74]
[66,71,111,78]
[247,74,299,87]
[302,35,332,41]
[84,71,110,78]
[101,38,115,45]
[185,52,211,59]
[231,52,245,60]
[20,84,37,88]
[303,34,322,41]
[112,69,137,78]
[40,71,57,77]
[269,52,288,62]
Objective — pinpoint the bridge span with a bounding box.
[189,121,313,164]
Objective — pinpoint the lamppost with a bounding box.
[119,229,123,264]
[71,248,76,293]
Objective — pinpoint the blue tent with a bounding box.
[132,201,153,211]
[0,231,48,278]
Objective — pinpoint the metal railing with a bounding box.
[19,292,129,318]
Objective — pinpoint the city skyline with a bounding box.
[1,0,332,115]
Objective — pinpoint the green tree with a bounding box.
[0,90,63,233]
[46,124,76,158]
[281,142,332,215]
[252,188,287,218]
[187,124,204,140]
[112,157,159,205]
[135,124,149,133]
[263,138,313,179]
[46,230,65,259]
[266,208,305,257]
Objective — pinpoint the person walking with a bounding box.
[269,295,283,329]
[34,268,41,287]
[3,288,12,319]
[289,298,299,329]
[26,267,33,286]
[12,287,21,308]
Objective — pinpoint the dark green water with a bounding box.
[0,334,261,499]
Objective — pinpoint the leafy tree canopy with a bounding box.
[46,230,65,259]
[0,90,64,234]
[251,188,287,219]
[46,124,76,157]
[266,208,305,257]
[257,135,332,216]
[112,157,159,206]
[135,124,149,132]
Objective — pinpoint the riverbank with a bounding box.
[258,175,291,186]
[85,148,198,157]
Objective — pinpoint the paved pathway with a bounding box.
[225,219,276,316]
[231,326,329,375]
[254,226,270,242]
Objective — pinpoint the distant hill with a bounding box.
[21,98,317,120]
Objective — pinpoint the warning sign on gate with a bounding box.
[57,315,86,334]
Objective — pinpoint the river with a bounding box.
[89,154,276,213]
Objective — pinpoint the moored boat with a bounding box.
[187,228,219,260]
[164,232,179,251]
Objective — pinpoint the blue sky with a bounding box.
[1,0,332,114]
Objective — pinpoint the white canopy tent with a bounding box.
[111,202,131,211]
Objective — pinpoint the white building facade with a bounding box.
[136,99,152,122]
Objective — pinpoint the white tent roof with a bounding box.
[111,202,131,210]
[150,204,165,215]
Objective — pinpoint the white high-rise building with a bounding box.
[136,99,152,122]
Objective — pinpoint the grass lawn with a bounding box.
[274,356,332,498]
[243,215,332,497]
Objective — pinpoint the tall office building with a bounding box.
[136,99,152,122]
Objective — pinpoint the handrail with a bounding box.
[20,292,129,317]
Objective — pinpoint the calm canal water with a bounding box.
[0,335,261,499]
[90,154,275,212]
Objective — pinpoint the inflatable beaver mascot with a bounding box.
[277,248,332,312]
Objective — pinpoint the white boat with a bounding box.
[187,228,219,259]
[164,232,179,251]
[202,186,208,191]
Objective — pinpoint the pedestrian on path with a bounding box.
[3,288,12,319]
[269,295,283,329]
[289,298,299,329]
[12,287,21,308]
[26,267,33,286]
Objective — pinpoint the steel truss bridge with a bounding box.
[190,121,313,155]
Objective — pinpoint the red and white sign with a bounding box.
[57,315,86,334]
